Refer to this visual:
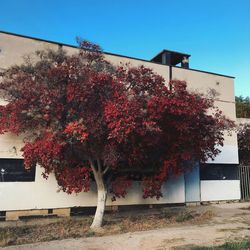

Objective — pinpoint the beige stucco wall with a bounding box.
[172,67,235,102]
[0,33,58,70]
[0,32,239,211]
[0,133,24,159]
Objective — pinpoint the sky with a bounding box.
[0,0,250,97]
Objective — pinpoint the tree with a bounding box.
[238,123,250,165]
[0,40,234,229]
[235,96,250,118]
[235,95,250,165]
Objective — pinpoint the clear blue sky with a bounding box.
[1,0,249,97]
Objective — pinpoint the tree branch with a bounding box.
[89,158,98,177]
[103,166,109,175]
[97,159,102,173]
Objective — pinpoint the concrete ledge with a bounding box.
[201,200,240,205]
[186,202,201,207]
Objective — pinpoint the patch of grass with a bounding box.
[173,210,213,223]
[175,212,195,222]
[240,206,250,210]
[0,217,92,247]
[217,227,247,233]
[0,228,13,246]
[85,230,96,237]
[177,239,250,250]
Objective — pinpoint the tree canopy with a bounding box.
[0,40,234,228]
[238,123,250,165]
[236,96,250,166]
[236,96,250,118]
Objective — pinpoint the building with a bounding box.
[0,31,240,219]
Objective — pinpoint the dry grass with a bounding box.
[0,217,93,246]
[240,206,250,210]
[176,238,250,250]
[0,207,213,247]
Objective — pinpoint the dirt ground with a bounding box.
[1,202,250,250]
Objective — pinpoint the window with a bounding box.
[200,164,238,181]
[0,159,35,182]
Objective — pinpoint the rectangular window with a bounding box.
[200,164,238,181]
[0,159,35,182]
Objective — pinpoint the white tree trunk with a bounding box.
[90,172,107,230]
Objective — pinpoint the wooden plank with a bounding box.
[53,208,70,217]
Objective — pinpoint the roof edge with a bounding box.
[0,30,235,79]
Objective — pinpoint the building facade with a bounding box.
[0,31,240,215]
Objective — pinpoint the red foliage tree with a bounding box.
[238,123,250,165]
[0,40,234,229]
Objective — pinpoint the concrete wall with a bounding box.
[0,32,58,70]
[201,180,240,201]
[0,32,240,211]
[0,133,24,159]
[0,166,185,211]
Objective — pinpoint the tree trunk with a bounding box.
[90,172,107,230]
